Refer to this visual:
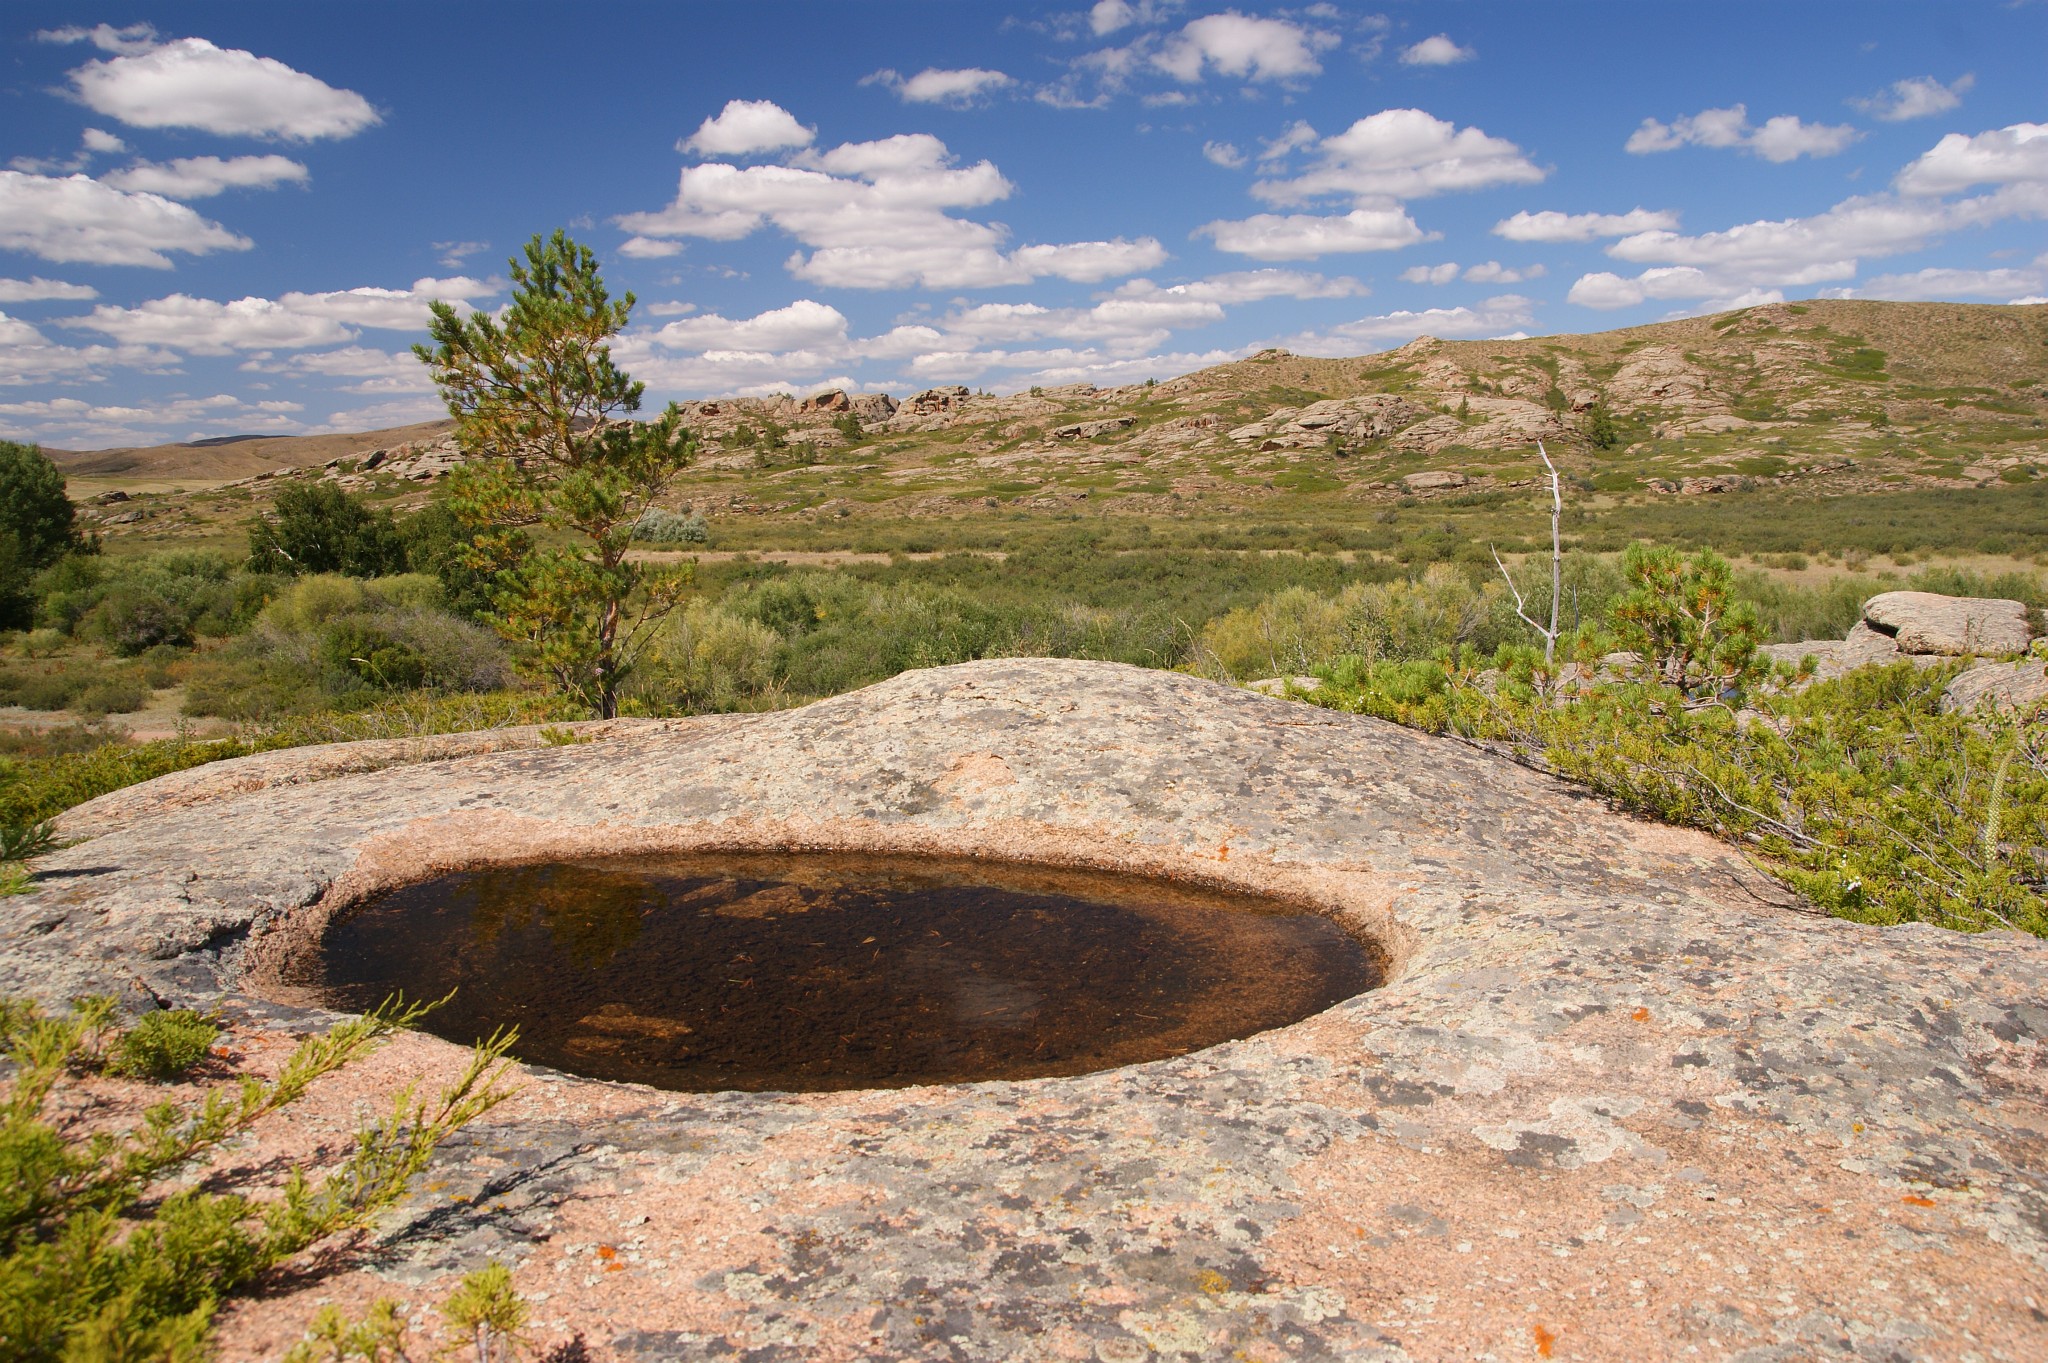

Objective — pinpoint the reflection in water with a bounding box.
[463,864,645,968]
[304,853,1379,1093]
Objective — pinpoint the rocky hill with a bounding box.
[68,300,2048,540]
[48,419,455,482]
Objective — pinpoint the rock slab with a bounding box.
[6,660,2046,1361]
[1864,590,2034,656]
[1944,657,2048,714]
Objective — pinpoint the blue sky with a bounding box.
[1,1,2043,450]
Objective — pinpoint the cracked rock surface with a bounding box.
[6,659,2046,1360]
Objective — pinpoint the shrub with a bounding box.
[629,600,780,713]
[398,501,496,620]
[74,677,149,717]
[631,507,709,545]
[89,584,192,654]
[1584,403,1622,450]
[0,442,87,630]
[0,994,518,1362]
[107,1008,220,1079]
[1191,566,1516,680]
[1609,544,1761,691]
[50,552,264,648]
[183,575,514,720]
[247,483,409,578]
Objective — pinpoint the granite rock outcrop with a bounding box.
[5,660,2044,1361]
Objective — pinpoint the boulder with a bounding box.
[1050,417,1135,440]
[1402,469,1470,490]
[1863,591,2034,656]
[849,392,897,422]
[902,385,970,415]
[1678,474,1753,495]
[1942,659,2048,714]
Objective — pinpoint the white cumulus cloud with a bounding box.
[1400,262,1460,285]
[62,295,355,353]
[1203,140,1246,169]
[0,171,251,267]
[242,345,437,394]
[1153,13,1332,83]
[37,23,161,55]
[1251,109,1545,204]
[279,277,497,329]
[1399,35,1474,66]
[867,67,1015,105]
[60,277,497,355]
[1605,190,2034,284]
[1402,260,1543,285]
[620,130,1162,290]
[618,236,685,259]
[1854,75,1973,123]
[1111,269,1367,304]
[64,36,379,140]
[100,154,309,199]
[1463,260,1544,284]
[1195,207,1430,260]
[1894,122,2048,195]
[1492,208,1680,242]
[1010,238,1170,282]
[0,276,98,302]
[1282,295,1538,354]
[651,300,851,353]
[1258,121,1320,163]
[1851,262,2046,303]
[1626,105,1859,163]
[681,100,816,156]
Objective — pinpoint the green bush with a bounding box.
[107,1008,220,1079]
[183,574,513,720]
[1609,544,1761,690]
[1310,651,2046,937]
[247,483,409,578]
[0,994,517,1362]
[91,584,193,654]
[50,552,266,649]
[629,599,781,713]
[632,507,709,545]
[74,677,149,717]
[398,500,496,620]
[0,442,87,631]
[1192,566,1517,680]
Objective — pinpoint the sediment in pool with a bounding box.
[290,852,1381,1092]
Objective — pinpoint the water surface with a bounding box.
[306,852,1378,1091]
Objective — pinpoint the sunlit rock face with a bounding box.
[9,658,2047,1362]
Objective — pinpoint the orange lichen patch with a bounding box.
[1630,1006,1651,1022]
[1902,1194,1938,1207]
[1533,1323,1558,1357]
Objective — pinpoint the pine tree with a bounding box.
[415,231,696,718]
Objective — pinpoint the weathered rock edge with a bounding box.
[6,659,2045,1361]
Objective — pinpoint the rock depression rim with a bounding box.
[242,822,1410,1031]
[277,848,1386,1092]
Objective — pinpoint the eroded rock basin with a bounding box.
[10,659,2048,1361]
[296,853,1378,1091]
